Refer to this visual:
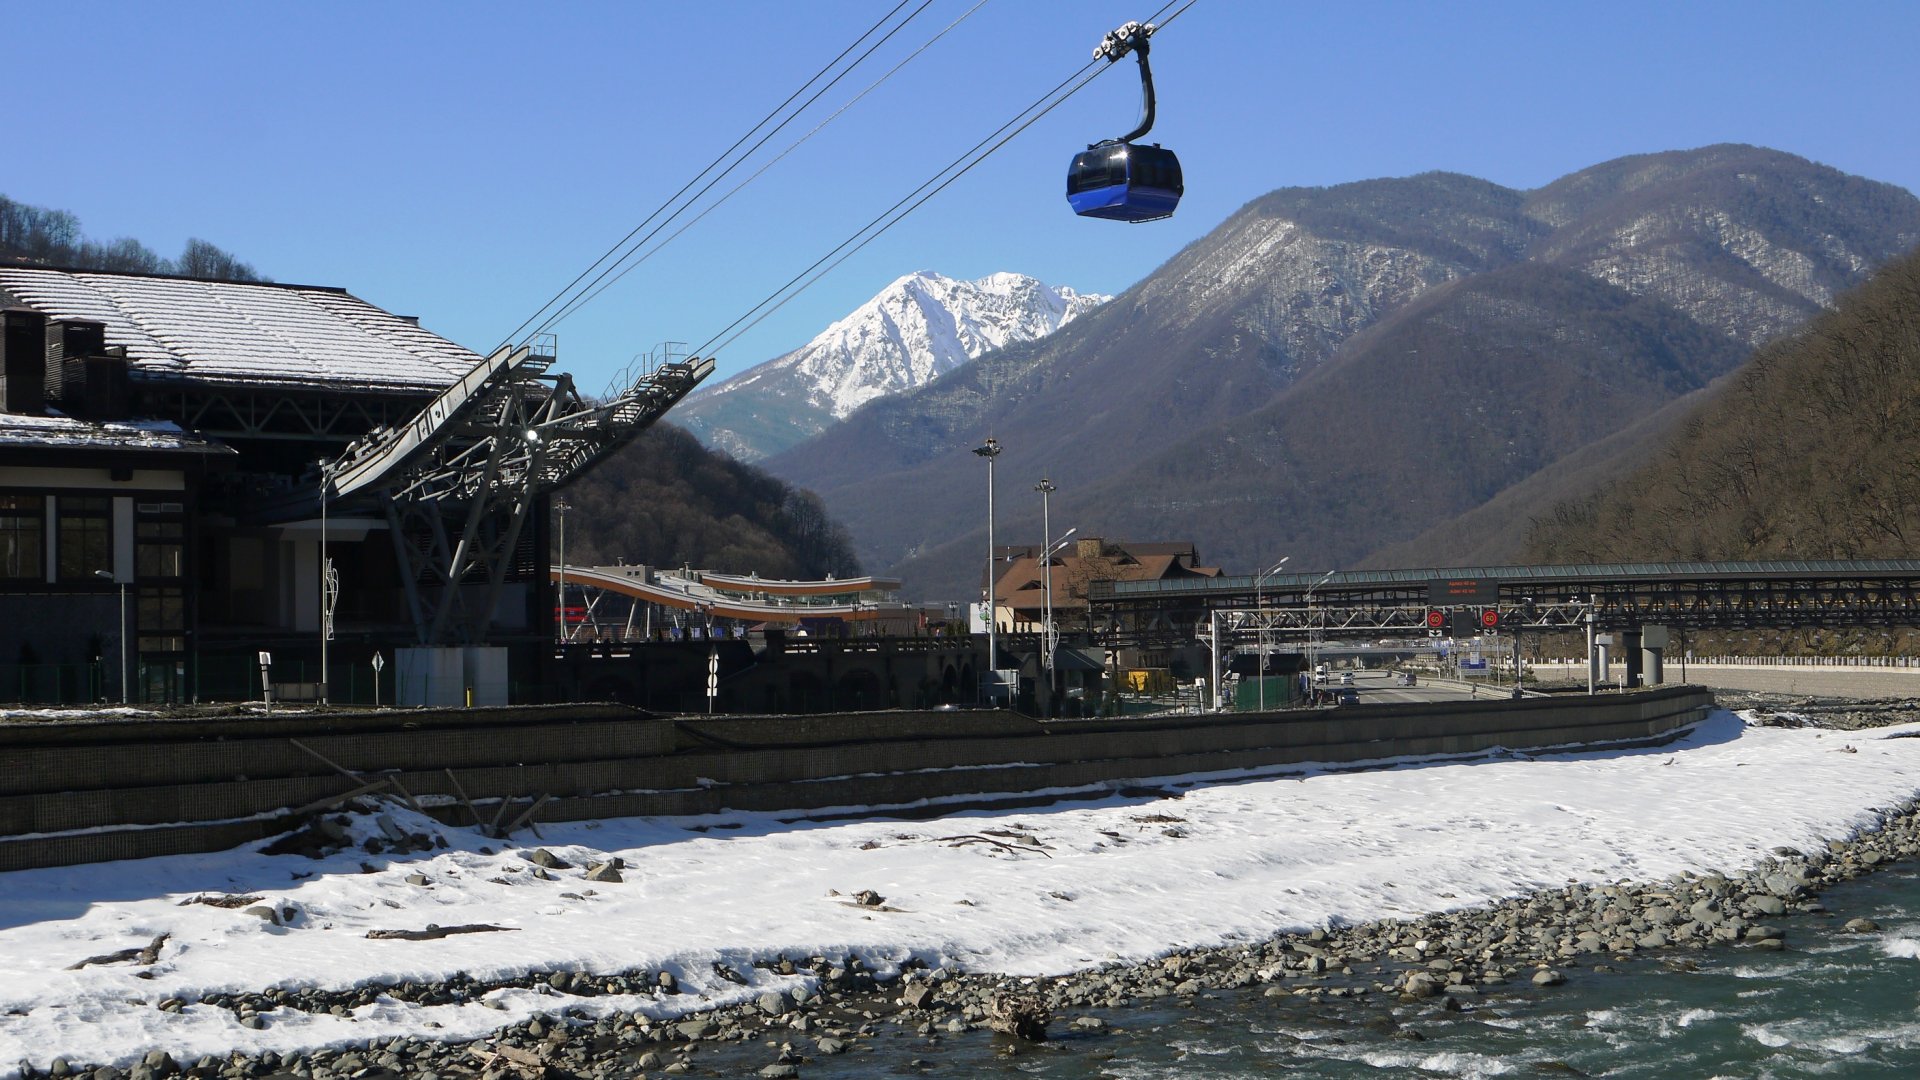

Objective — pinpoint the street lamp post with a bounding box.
[972,438,1001,705]
[318,463,335,705]
[1253,556,1290,712]
[555,498,571,645]
[1035,478,1057,713]
[1305,569,1337,698]
[94,569,126,704]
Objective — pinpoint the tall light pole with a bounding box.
[1035,478,1056,711]
[318,462,335,705]
[1253,556,1289,711]
[94,569,126,704]
[555,497,571,645]
[972,438,1001,704]
[1305,568,1337,695]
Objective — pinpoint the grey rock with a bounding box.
[1844,917,1881,933]
[817,1036,848,1055]
[676,1019,717,1041]
[1531,969,1565,986]
[405,873,430,887]
[1401,972,1441,999]
[526,848,571,869]
[759,1067,799,1079]
[758,990,792,1016]
[900,982,935,1010]
[584,862,623,883]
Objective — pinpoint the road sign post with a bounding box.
[707,645,719,714]
[371,651,386,708]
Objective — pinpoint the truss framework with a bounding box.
[309,340,713,644]
[1204,602,1591,644]
[1095,567,1920,647]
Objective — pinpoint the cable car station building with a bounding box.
[0,266,709,704]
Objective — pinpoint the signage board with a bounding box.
[1429,578,1499,605]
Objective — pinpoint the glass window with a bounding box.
[136,520,185,579]
[57,496,111,582]
[137,586,184,654]
[0,495,43,580]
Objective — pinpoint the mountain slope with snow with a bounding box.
[676,271,1106,461]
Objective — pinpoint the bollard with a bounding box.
[465,685,474,708]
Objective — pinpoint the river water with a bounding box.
[696,862,1920,1078]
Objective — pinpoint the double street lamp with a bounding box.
[1253,556,1289,711]
[1034,477,1078,716]
[1305,568,1338,693]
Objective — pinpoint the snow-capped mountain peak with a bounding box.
[680,271,1107,460]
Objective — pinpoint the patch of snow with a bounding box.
[4,712,1920,1072]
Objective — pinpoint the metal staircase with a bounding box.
[297,338,714,644]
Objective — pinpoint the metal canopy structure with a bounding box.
[268,340,714,645]
[1093,561,1920,646]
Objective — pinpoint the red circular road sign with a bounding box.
[1481,608,1500,628]
[1426,610,1445,628]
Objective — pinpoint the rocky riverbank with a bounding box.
[24,702,1920,1080]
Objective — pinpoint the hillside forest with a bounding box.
[1527,245,1920,564]
[0,194,263,281]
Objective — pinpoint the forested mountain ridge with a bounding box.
[1525,245,1920,564]
[555,422,862,580]
[0,193,263,281]
[762,145,1920,599]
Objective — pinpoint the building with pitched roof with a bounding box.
[0,266,709,703]
[991,536,1220,634]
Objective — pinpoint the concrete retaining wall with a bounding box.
[0,688,1714,872]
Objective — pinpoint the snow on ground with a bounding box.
[3,710,1919,1072]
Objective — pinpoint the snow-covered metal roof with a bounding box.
[0,267,480,392]
[0,412,230,455]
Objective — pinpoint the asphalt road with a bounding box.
[1332,667,1490,705]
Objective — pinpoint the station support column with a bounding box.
[1640,625,1669,686]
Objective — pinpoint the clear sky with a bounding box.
[10,1,1917,392]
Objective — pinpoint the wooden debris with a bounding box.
[178,894,263,909]
[67,933,169,970]
[934,833,1053,858]
[365,923,518,941]
[985,991,1051,1041]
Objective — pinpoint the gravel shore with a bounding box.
[25,695,1920,1080]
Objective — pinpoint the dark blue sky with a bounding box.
[12,1,1916,390]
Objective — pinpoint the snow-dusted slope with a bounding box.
[678,271,1106,461]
